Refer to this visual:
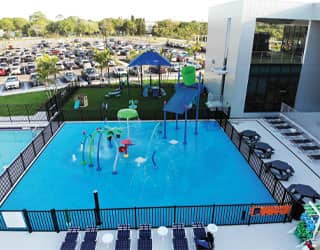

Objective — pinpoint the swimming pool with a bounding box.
[1,121,274,210]
[0,129,38,173]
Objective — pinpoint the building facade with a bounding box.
[205,0,320,117]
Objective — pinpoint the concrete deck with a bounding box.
[0,223,299,250]
[231,119,320,195]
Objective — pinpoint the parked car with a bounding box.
[170,63,180,72]
[81,67,99,81]
[11,63,21,75]
[0,62,10,74]
[129,66,140,76]
[56,61,65,71]
[29,73,41,86]
[63,71,77,83]
[26,63,36,74]
[113,66,127,77]
[149,65,168,74]
[0,67,7,76]
[63,60,75,70]
[4,76,20,89]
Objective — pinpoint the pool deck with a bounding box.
[0,223,299,250]
[231,118,320,195]
[2,117,320,249]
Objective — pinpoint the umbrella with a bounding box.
[128,51,171,94]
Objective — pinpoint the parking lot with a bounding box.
[0,37,205,95]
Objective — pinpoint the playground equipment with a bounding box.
[74,95,88,110]
[163,66,203,144]
[295,202,320,243]
[128,99,138,109]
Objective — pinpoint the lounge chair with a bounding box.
[192,222,214,250]
[173,224,188,250]
[192,222,206,240]
[264,116,280,120]
[115,224,130,250]
[60,227,80,250]
[78,227,97,250]
[138,224,152,250]
[267,120,286,125]
[105,88,121,98]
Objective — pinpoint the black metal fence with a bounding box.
[220,120,293,204]
[0,106,294,232]
[0,113,64,203]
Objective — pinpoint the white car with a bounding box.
[5,76,20,89]
[11,63,21,75]
[56,61,65,71]
[113,66,127,77]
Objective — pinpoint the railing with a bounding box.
[0,113,64,203]
[0,201,290,232]
[0,108,295,232]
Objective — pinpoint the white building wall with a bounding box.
[295,21,320,111]
[205,0,320,117]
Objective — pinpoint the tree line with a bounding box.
[0,11,207,40]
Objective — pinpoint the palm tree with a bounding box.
[93,49,112,83]
[36,54,59,98]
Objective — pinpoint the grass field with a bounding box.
[63,85,207,120]
[0,91,49,116]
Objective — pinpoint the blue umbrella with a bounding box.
[129,51,172,92]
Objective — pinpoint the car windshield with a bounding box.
[87,68,95,73]
[7,77,17,81]
[66,72,73,76]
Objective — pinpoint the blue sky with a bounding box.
[1,0,319,21]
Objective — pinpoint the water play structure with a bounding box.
[163,66,202,144]
[80,108,139,174]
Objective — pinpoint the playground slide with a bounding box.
[74,100,80,110]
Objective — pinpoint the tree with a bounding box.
[12,18,28,31]
[93,49,112,82]
[36,54,59,98]
[29,11,49,36]
[135,18,146,35]
[123,19,137,36]
[99,18,115,41]
[188,42,202,60]
[0,18,15,32]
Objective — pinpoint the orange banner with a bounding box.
[250,205,292,216]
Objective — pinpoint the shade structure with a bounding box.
[117,108,138,120]
[128,51,172,67]
[129,51,171,95]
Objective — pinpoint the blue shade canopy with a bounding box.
[129,51,171,67]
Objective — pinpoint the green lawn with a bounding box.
[0,91,49,116]
[63,85,207,120]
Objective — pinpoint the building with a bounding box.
[205,0,320,117]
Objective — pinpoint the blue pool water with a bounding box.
[0,129,38,173]
[1,121,274,210]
